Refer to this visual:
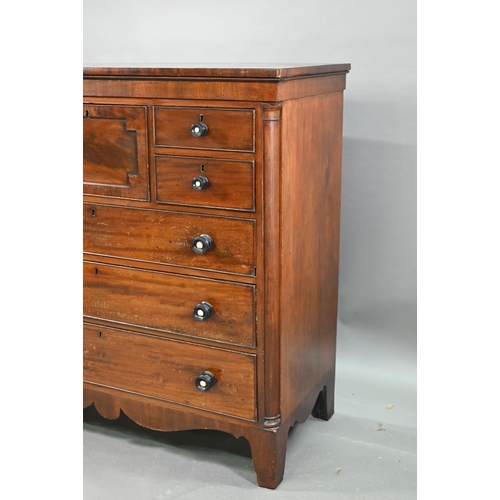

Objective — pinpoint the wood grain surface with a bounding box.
[83,263,255,347]
[154,106,255,152]
[84,324,256,420]
[83,204,255,275]
[155,155,255,211]
[83,105,149,200]
[83,64,349,489]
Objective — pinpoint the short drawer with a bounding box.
[155,156,255,211]
[84,204,255,276]
[83,263,255,347]
[154,106,255,152]
[83,324,256,420]
[83,105,149,200]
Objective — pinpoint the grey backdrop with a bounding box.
[83,0,416,496]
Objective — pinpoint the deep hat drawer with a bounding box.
[83,104,149,200]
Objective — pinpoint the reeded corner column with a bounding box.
[262,103,283,430]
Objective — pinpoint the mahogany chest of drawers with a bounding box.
[83,63,350,488]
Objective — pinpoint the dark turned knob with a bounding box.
[190,114,209,137]
[192,176,209,191]
[191,234,214,254]
[195,371,217,392]
[193,301,214,321]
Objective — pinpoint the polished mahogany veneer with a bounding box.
[83,63,349,489]
[154,155,255,211]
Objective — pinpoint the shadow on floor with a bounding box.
[83,404,253,459]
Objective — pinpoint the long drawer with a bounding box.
[83,263,255,347]
[83,204,255,276]
[83,324,256,420]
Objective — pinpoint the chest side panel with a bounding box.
[279,91,344,421]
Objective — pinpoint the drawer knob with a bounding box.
[190,114,209,137]
[195,371,217,392]
[191,234,214,254]
[192,175,210,191]
[193,301,214,321]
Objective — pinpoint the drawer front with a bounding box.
[84,205,255,276]
[83,263,255,347]
[83,324,256,420]
[83,105,149,200]
[155,156,255,211]
[154,107,255,152]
